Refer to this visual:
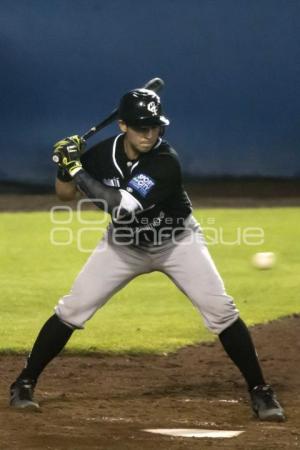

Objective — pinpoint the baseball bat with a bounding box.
[52,77,164,164]
[81,77,165,141]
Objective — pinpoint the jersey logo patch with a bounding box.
[128,173,155,198]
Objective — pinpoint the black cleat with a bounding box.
[10,378,40,410]
[250,384,285,422]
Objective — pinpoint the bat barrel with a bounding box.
[144,77,164,92]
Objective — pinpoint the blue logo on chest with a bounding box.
[128,173,155,197]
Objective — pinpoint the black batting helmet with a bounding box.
[118,89,170,127]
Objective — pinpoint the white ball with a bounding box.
[252,252,276,270]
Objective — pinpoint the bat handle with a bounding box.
[52,153,61,163]
[81,127,97,141]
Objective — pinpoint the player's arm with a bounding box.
[52,136,139,216]
[55,176,77,201]
[75,171,143,221]
[74,170,121,212]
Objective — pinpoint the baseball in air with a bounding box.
[252,252,276,270]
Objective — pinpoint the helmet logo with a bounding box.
[147,101,158,115]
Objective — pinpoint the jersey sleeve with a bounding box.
[123,153,181,210]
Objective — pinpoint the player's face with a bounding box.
[119,121,161,158]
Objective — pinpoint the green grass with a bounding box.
[0,207,299,354]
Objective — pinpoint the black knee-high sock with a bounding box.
[219,318,266,391]
[18,314,74,383]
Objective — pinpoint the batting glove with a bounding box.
[52,135,85,177]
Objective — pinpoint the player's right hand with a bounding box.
[52,135,85,177]
[52,135,85,164]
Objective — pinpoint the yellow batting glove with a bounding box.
[52,135,85,177]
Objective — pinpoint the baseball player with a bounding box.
[10,88,285,421]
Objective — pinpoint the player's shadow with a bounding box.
[101,380,245,401]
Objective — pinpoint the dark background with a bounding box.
[1,0,299,187]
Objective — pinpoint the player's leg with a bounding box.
[10,232,150,409]
[156,225,285,421]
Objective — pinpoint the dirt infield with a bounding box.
[1,315,299,450]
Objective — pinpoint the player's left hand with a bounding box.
[52,135,85,177]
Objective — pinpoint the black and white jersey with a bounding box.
[80,134,192,245]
